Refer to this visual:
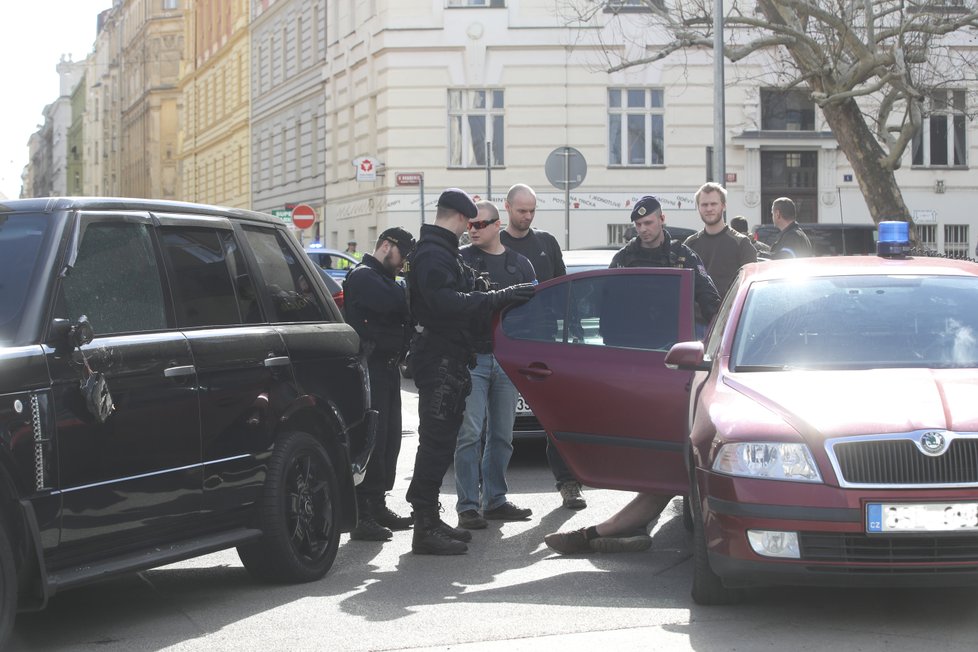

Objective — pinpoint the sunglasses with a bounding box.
[467,218,499,231]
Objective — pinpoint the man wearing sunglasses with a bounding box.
[405,188,536,555]
[344,228,417,542]
[454,201,537,531]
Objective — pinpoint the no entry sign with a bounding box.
[291,204,316,230]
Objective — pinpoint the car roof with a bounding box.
[564,248,617,268]
[741,254,978,284]
[305,245,350,255]
[0,196,279,225]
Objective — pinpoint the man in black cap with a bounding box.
[343,227,417,542]
[610,195,720,324]
[404,188,536,555]
[541,195,721,556]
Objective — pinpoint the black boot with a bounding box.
[412,510,467,555]
[436,515,472,543]
[350,499,393,541]
[373,497,413,531]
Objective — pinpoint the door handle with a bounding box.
[517,366,552,378]
[264,356,291,368]
[163,365,195,378]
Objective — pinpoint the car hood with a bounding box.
[722,368,978,440]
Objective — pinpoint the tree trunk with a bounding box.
[819,98,911,225]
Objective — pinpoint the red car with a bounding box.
[494,244,978,604]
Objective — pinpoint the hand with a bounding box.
[487,283,535,311]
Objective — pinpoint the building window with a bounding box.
[761,89,816,131]
[447,0,505,6]
[449,89,504,167]
[944,224,969,259]
[608,88,664,167]
[608,223,635,246]
[163,0,179,9]
[604,0,665,11]
[917,224,937,251]
[912,89,966,167]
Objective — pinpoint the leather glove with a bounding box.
[487,283,536,311]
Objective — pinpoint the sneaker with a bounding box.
[484,501,532,521]
[559,482,587,510]
[544,528,590,555]
[457,509,488,530]
[589,534,653,553]
[349,515,393,542]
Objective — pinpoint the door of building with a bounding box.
[760,151,818,224]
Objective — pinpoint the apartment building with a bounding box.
[84,5,124,198]
[179,0,252,208]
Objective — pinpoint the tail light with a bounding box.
[332,290,344,309]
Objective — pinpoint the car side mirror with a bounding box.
[70,316,95,349]
[665,341,709,371]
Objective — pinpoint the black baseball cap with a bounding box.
[380,227,416,257]
[630,195,662,221]
[437,188,478,219]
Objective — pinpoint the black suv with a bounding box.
[0,198,375,644]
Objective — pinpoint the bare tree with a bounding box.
[559,0,978,225]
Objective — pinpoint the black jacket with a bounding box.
[610,231,721,322]
[343,253,411,358]
[772,222,813,259]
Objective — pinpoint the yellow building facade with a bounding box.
[179,0,251,208]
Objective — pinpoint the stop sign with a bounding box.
[291,203,316,230]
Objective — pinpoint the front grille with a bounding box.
[834,438,978,486]
[801,532,978,564]
[513,415,542,433]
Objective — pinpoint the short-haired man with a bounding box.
[730,215,771,256]
[770,197,813,259]
[499,183,586,511]
[454,201,537,530]
[684,182,757,296]
[543,196,721,555]
[405,188,536,555]
[344,228,416,541]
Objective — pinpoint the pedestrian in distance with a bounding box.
[455,200,537,530]
[770,197,813,259]
[544,195,721,555]
[405,188,536,555]
[684,182,757,297]
[336,239,364,269]
[730,215,771,257]
[499,183,587,512]
[343,228,417,542]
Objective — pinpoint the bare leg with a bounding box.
[594,493,673,538]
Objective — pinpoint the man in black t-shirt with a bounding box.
[499,183,586,511]
[454,200,537,530]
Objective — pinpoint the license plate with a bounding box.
[515,394,532,416]
[866,502,978,533]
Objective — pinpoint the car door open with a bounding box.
[493,268,696,495]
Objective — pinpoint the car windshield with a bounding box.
[0,213,52,345]
[731,274,978,370]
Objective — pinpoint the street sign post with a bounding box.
[271,209,292,224]
[545,147,587,249]
[291,204,316,230]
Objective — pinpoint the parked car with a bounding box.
[304,244,360,280]
[494,226,978,603]
[752,223,878,256]
[0,197,376,645]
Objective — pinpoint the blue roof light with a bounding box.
[877,220,910,258]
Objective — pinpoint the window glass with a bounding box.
[161,227,260,327]
[62,221,166,334]
[0,213,51,345]
[733,276,978,369]
[502,275,681,352]
[448,88,505,167]
[608,87,664,166]
[242,227,328,323]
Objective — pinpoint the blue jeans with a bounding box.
[454,353,518,513]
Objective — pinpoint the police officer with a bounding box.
[405,188,536,555]
[343,227,417,541]
[610,195,721,325]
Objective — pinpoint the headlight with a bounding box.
[713,442,822,482]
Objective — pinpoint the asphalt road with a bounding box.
[10,378,978,651]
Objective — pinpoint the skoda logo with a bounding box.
[919,431,948,456]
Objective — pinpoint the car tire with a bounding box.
[0,517,17,647]
[689,470,741,605]
[238,432,341,583]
